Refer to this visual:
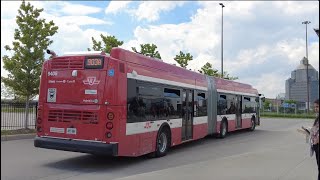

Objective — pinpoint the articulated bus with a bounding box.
[34,48,262,157]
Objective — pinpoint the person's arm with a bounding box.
[297,128,309,135]
[301,126,310,134]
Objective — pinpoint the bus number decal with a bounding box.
[48,71,58,76]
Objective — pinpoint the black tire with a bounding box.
[220,120,228,138]
[249,118,256,131]
[155,128,170,157]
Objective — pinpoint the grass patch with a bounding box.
[261,112,316,119]
[1,128,36,136]
[1,108,36,113]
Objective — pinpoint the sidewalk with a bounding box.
[1,133,35,141]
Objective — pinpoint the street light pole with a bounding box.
[302,20,311,113]
[219,3,225,78]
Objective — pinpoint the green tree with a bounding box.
[221,71,238,80]
[199,62,238,80]
[174,51,193,68]
[199,62,219,76]
[1,0,58,128]
[263,100,271,110]
[88,34,123,54]
[132,43,161,59]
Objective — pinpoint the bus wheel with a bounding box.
[155,128,170,157]
[250,118,256,131]
[220,120,228,138]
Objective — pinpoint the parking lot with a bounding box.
[1,118,318,180]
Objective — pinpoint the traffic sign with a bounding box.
[282,103,289,108]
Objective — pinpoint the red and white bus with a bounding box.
[35,48,262,157]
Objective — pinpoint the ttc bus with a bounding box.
[34,48,262,157]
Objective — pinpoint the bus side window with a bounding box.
[218,94,227,115]
[197,92,207,117]
[138,84,162,121]
[163,88,181,119]
[243,97,250,113]
[226,94,236,114]
[127,79,138,123]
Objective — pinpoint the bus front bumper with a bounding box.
[34,136,118,156]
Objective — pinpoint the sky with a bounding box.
[1,1,319,99]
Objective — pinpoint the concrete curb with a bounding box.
[1,133,36,141]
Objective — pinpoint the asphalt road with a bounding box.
[1,118,318,180]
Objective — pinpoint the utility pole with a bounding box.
[302,21,311,113]
[219,3,225,78]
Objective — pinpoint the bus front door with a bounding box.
[182,89,193,141]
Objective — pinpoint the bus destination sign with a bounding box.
[85,57,104,69]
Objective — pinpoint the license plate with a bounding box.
[66,128,77,135]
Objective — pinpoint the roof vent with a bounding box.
[63,51,109,56]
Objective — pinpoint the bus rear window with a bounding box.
[84,56,104,69]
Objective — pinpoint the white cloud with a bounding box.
[273,2,319,17]
[241,72,286,99]
[1,18,17,78]
[226,38,319,98]
[1,1,111,78]
[134,1,186,22]
[122,1,319,98]
[48,27,107,56]
[198,1,259,21]
[60,3,102,15]
[121,39,139,51]
[31,1,103,16]
[54,16,112,26]
[189,53,217,71]
[105,1,132,14]
[1,1,103,17]
[308,42,319,70]
[276,39,319,70]
[2,1,319,99]
[105,1,187,22]
[1,1,22,19]
[1,19,17,51]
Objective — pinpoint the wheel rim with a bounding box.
[158,132,167,153]
[251,120,255,129]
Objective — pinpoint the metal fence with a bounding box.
[1,101,38,130]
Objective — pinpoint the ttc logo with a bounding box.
[144,122,152,129]
[83,77,100,86]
